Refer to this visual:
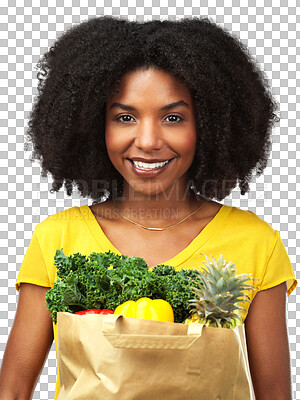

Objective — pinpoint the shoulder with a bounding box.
[227,205,275,237]
[34,206,84,237]
[221,205,278,261]
[89,200,118,221]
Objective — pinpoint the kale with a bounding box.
[46,249,202,324]
[152,265,201,322]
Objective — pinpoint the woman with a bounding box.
[0,16,297,399]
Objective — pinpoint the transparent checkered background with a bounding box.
[0,0,299,398]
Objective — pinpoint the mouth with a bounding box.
[129,159,173,170]
[127,158,175,177]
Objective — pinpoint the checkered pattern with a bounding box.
[0,0,299,399]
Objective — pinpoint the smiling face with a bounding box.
[105,67,197,200]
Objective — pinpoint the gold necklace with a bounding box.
[112,199,206,231]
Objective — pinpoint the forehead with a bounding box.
[107,67,193,105]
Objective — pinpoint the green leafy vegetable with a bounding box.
[46,249,202,324]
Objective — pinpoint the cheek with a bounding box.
[104,129,113,157]
[105,127,122,161]
[179,128,197,160]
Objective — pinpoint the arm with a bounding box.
[0,283,54,400]
[245,281,293,400]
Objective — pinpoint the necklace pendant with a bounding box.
[145,226,164,231]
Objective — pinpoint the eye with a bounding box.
[165,115,184,123]
[115,115,135,123]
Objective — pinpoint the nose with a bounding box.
[134,120,163,152]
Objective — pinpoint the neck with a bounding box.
[113,182,205,224]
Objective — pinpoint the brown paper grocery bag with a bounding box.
[57,312,255,400]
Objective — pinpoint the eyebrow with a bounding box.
[109,100,190,111]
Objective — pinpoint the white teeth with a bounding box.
[132,160,169,170]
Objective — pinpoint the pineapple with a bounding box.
[184,254,260,329]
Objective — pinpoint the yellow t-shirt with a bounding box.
[16,204,298,399]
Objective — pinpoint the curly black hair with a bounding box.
[26,16,279,202]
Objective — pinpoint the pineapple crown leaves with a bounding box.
[194,253,260,295]
[187,254,261,328]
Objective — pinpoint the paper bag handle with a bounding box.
[102,314,204,350]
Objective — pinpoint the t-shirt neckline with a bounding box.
[79,203,232,268]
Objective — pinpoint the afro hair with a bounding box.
[26,16,279,202]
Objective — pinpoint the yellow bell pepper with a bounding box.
[114,297,174,322]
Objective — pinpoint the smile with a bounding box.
[127,158,174,178]
[132,160,170,170]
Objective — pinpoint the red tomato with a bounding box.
[75,309,114,315]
